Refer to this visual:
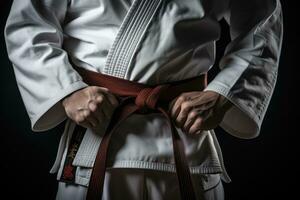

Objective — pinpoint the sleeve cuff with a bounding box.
[30,80,88,132]
[204,81,260,139]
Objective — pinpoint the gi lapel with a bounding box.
[103,0,162,79]
[60,0,163,185]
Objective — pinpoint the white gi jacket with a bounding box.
[5,0,283,186]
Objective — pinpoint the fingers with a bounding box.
[182,109,201,133]
[89,101,106,128]
[69,86,119,130]
[188,117,204,135]
[185,109,213,134]
[89,89,119,133]
[97,94,116,120]
[89,93,107,123]
[83,109,99,127]
[175,100,193,128]
[95,87,119,119]
[95,86,119,107]
[74,109,97,130]
[169,92,200,128]
[169,91,218,135]
[169,92,194,126]
[169,95,185,118]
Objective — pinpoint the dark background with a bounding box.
[0,1,295,199]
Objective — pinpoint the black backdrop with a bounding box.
[0,1,295,199]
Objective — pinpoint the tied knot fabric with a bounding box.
[135,85,170,112]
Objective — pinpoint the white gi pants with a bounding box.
[56,168,224,200]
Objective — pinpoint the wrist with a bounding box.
[61,92,74,107]
[218,95,233,113]
[61,86,89,107]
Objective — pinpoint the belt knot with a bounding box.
[135,84,170,112]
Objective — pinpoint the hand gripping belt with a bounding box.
[70,64,207,200]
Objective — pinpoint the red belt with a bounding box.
[72,65,207,200]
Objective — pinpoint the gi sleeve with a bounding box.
[4,0,88,132]
[204,0,283,139]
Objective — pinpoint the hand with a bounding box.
[168,91,233,135]
[61,86,119,131]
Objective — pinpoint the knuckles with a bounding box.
[177,94,187,102]
[95,94,104,103]
[64,86,118,125]
[194,116,203,124]
[172,92,212,135]
[74,115,85,124]
[188,110,198,118]
[180,101,191,112]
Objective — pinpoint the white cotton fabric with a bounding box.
[55,168,224,200]
[5,0,283,186]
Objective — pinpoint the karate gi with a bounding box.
[4,0,283,199]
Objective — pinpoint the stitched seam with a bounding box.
[103,0,141,74]
[113,0,153,77]
[104,0,162,78]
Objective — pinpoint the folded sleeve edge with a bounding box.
[204,81,260,139]
[31,80,88,132]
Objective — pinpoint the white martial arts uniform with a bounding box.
[56,169,224,200]
[4,0,283,199]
